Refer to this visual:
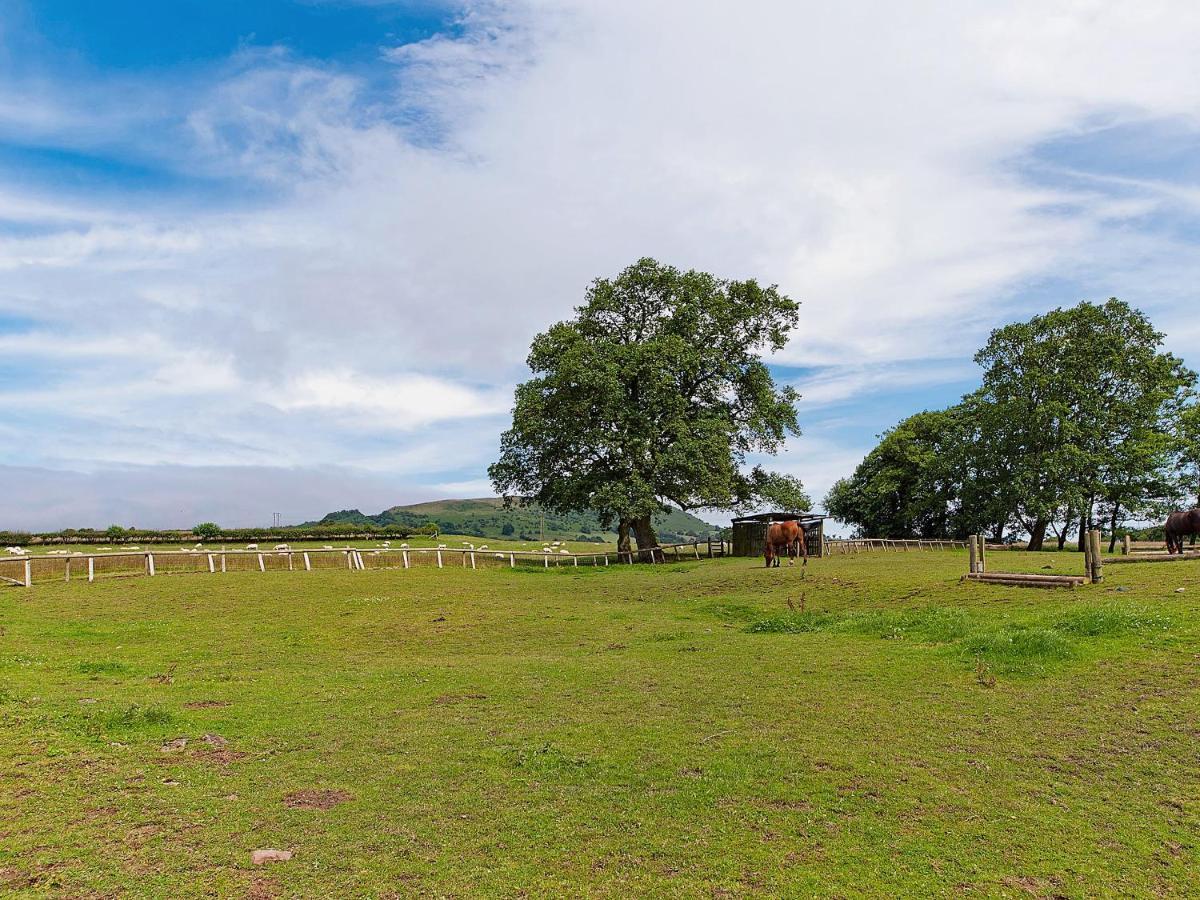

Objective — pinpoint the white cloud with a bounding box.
[3,0,1200,525]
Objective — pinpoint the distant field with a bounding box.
[2,551,1199,896]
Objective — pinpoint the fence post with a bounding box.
[207,553,215,573]
[470,551,476,570]
[969,535,978,574]
[1083,531,1093,581]
[977,536,986,573]
[288,552,294,571]
[509,552,514,568]
[24,559,31,588]
[304,552,312,571]
[257,553,265,573]
[88,557,95,583]
[147,553,156,577]
[437,550,443,569]
[403,550,410,569]
[65,558,70,583]
[1122,534,1131,556]
[1090,529,1104,583]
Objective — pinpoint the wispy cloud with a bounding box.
[2,0,1200,526]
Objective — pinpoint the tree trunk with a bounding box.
[616,519,632,557]
[1027,516,1049,552]
[1056,507,1073,551]
[632,515,660,562]
[1107,504,1121,554]
[1076,507,1091,553]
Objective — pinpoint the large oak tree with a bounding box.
[489,258,805,556]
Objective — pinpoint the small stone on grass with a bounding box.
[251,849,293,866]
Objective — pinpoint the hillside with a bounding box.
[309,497,718,543]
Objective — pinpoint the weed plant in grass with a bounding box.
[1,550,1199,896]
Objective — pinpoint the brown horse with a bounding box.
[764,520,807,567]
[1165,509,1200,553]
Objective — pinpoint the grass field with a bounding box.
[2,550,1199,897]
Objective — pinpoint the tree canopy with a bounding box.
[489,258,805,554]
[827,299,1196,547]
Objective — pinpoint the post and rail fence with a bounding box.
[0,540,730,589]
[823,538,971,554]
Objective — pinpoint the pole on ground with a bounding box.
[977,535,986,573]
[1090,529,1104,583]
[24,559,31,588]
[304,551,312,571]
[969,535,978,574]
[147,553,156,577]
[1122,534,1131,556]
[88,557,95,583]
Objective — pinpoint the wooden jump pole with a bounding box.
[1090,529,1104,583]
[1122,534,1131,555]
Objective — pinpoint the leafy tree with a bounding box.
[970,299,1193,550]
[829,299,1193,548]
[501,522,515,536]
[824,408,964,538]
[104,525,126,539]
[490,258,803,557]
[193,522,221,539]
[1172,403,1200,508]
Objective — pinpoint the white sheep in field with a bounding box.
[194,542,203,548]
[274,544,290,551]
[323,545,334,550]
[551,541,562,547]
[437,543,447,549]
[400,543,409,549]
[494,553,505,559]
[5,547,25,555]
[559,549,570,555]
[246,544,258,550]
[127,546,140,551]
[478,545,488,550]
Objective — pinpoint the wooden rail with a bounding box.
[0,541,725,589]
[824,538,970,554]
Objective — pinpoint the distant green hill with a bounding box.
[308,498,718,543]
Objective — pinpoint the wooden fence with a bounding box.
[0,541,722,589]
[823,538,970,554]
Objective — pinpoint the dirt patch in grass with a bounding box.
[283,789,352,810]
[432,692,488,705]
[184,699,230,709]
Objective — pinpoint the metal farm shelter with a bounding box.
[731,512,826,558]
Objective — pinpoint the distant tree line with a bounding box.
[825,299,1199,551]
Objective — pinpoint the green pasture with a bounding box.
[2,550,1199,897]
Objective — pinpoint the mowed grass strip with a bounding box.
[1,551,1199,897]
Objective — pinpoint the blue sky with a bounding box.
[2,1,1200,531]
